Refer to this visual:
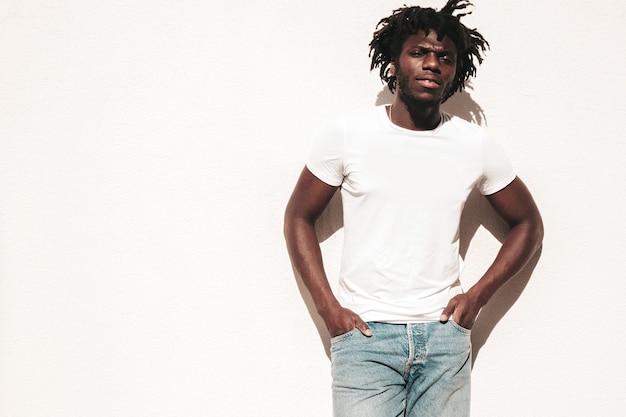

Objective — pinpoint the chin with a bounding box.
[398,85,442,106]
[403,92,442,106]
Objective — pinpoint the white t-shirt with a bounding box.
[306,106,516,323]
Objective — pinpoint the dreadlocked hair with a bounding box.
[369,0,488,102]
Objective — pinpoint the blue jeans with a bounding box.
[330,321,471,417]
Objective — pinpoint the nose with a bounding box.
[422,52,440,72]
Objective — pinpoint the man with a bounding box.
[284,1,543,416]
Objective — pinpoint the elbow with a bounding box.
[283,207,294,241]
[530,213,544,251]
[512,212,544,254]
[283,205,305,242]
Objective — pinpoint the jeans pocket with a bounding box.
[330,328,360,344]
[449,319,472,334]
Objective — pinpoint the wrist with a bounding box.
[315,295,341,317]
[465,285,491,309]
[317,305,341,320]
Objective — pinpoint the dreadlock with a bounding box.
[369,0,488,102]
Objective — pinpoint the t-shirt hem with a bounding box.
[481,173,516,196]
[305,162,343,187]
[359,314,443,324]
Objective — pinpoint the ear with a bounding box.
[389,61,396,77]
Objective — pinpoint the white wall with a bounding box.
[1,1,625,416]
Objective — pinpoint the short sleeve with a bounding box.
[478,132,516,195]
[305,117,345,187]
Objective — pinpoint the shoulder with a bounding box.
[441,112,486,135]
[440,112,490,148]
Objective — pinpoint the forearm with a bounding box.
[283,168,371,337]
[284,216,341,315]
[466,219,544,307]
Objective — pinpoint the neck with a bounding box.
[389,97,441,131]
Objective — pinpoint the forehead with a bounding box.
[401,30,457,54]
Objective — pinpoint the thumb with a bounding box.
[440,300,457,323]
[356,321,373,337]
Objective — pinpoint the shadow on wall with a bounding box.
[293,87,542,366]
[376,84,487,125]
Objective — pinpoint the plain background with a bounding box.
[1,0,625,416]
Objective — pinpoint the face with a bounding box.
[391,30,458,105]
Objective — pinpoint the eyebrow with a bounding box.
[410,44,456,55]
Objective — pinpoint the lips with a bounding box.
[416,76,441,88]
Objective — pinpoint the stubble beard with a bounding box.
[395,65,444,108]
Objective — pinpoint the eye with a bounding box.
[439,54,454,64]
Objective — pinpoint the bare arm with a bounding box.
[284,167,372,337]
[441,177,544,328]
